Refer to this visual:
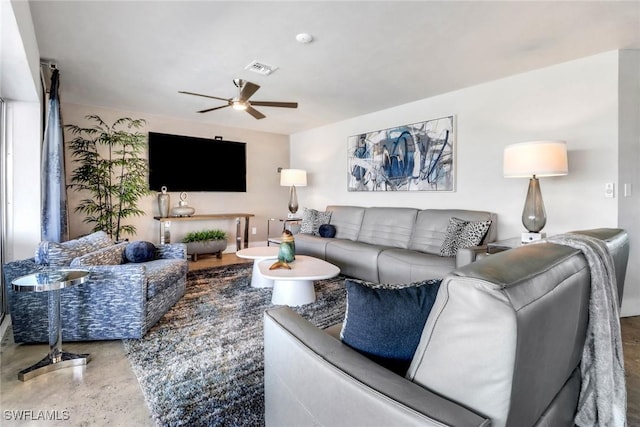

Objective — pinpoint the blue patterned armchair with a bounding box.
[3,232,188,343]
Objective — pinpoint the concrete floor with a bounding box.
[1,254,638,426]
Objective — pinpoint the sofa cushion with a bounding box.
[377,249,456,284]
[340,278,442,375]
[325,240,385,282]
[357,207,417,249]
[300,208,332,235]
[440,217,492,257]
[35,231,113,266]
[326,205,366,240]
[146,258,190,299]
[70,242,127,267]
[125,241,157,263]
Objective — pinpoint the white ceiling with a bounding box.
[29,1,640,135]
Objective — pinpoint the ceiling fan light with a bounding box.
[232,100,248,111]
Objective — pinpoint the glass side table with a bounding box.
[11,269,91,381]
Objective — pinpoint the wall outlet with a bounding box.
[252,227,257,235]
[604,183,615,198]
[624,183,632,197]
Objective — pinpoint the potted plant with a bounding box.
[183,229,228,261]
[66,115,150,241]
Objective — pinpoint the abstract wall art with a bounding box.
[347,116,455,192]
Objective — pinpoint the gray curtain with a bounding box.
[41,68,68,242]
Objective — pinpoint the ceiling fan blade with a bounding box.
[238,80,260,101]
[250,101,298,109]
[197,104,231,114]
[245,106,266,120]
[179,91,230,102]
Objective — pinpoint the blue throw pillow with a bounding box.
[125,241,156,263]
[340,278,442,375]
[318,224,336,238]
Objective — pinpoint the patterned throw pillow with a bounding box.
[35,231,114,266]
[300,208,332,236]
[457,220,492,249]
[70,242,128,267]
[340,278,442,375]
[440,217,492,257]
[439,217,468,257]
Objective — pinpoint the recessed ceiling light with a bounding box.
[296,33,313,44]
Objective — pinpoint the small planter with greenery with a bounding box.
[183,229,228,261]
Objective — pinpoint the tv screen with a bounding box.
[148,132,246,192]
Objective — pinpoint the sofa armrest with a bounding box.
[155,243,187,260]
[455,245,488,268]
[264,307,489,427]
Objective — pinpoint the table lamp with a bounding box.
[503,140,568,242]
[280,169,307,217]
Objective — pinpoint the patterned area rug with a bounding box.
[123,263,347,426]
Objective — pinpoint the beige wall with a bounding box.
[61,103,291,248]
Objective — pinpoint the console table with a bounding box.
[154,213,254,251]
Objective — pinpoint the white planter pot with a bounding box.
[186,240,228,262]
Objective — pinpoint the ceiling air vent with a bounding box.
[245,60,278,76]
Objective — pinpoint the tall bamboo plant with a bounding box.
[66,115,150,241]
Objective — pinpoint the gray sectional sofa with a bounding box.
[264,228,630,427]
[295,205,498,283]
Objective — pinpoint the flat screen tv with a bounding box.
[148,132,246,192]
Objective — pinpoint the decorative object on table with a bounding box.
[504,140,568,243]
[269,230,296,270]
[171,192,196,217]
[183,229,227,261]
[280,169,307,216]
[157,186,170,218]
[347,116,455,192]
[66,115,151,241]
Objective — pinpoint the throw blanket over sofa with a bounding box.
[3,231,188,343]
[295,205,498,283]
[264,228,629,427]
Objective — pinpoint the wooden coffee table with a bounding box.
[258,255,340,306]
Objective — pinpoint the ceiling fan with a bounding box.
[179,79,298,120]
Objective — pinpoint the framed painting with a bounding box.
[347,116,455,192]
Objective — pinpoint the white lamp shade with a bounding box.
[280,169,307,187]
[503,140,568,178]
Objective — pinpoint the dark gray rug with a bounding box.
[123,263,347,427]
